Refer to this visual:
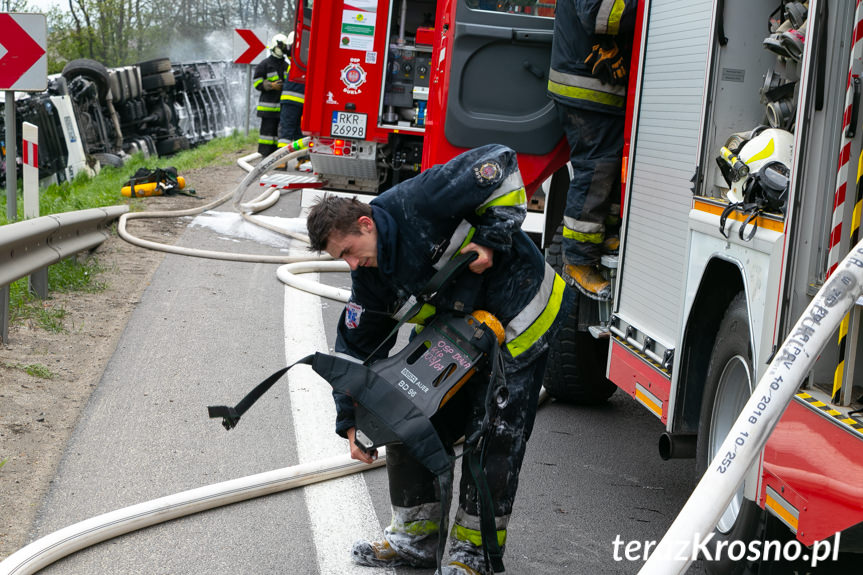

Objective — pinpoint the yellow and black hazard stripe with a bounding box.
[833,149,863,401]
[796,392,863,438]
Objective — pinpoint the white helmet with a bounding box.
[727,128,794,204]
[270,33,290,59]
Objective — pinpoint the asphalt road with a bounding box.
[24,188,707,575]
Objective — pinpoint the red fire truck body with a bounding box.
[290,0,863,569]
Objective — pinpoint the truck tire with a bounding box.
[156,136,190,156]
[695,291,762,575]
[142,71,176,92]
[137,58,172,76]
[62,59,110,100]
[542,225,617,404]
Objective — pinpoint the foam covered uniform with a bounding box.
[548,0,638,266]
[333,144,574,569]
[278,57,305,146]
[252,53,287,157]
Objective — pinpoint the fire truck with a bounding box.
[288,0,863,572]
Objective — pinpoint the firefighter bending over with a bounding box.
[252,34,288,157]
[548,0,638,300]
[306,145,574,575]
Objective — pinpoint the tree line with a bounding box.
[11,0,296,73]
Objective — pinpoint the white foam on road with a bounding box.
[284,276,392,575]
[190,211,307,249]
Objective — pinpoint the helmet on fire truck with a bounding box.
[270,33,290,59]
[727,128,794,204]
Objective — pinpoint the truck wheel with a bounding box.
[543,298,617,404]
[696,291,763,575]
[142,71,176,92]
[62,59,110,100]
[137,58,172,76]
[156,136,190,156]
[542,224,616,404]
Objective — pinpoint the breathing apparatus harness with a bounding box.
[208,252,509,573]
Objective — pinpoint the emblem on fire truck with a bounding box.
[341,60,367,94]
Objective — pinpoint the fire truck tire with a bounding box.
[695,291,763,575]
[62,59,110,101]
[542,299,617,404]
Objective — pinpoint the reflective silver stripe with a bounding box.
[549,68,626,97]
[433,220,474,270]
[504,264,556,343]
[596,0,618,34]
[481,171,526,207]
[393,503,441,526]
[454,508,509,531]
[331,351,362,364]
[563,215,604,234]
[392,295,419,321]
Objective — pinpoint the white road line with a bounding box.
[284,274,393,575]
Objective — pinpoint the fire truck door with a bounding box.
[445,2,561,155]
[289,0,312,82]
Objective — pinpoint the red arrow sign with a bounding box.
[0,13,46,90]
[235,29,266,65]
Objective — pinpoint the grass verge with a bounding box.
[1,131,256,333]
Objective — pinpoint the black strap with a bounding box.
[207,358,310,429]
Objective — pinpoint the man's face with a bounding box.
[325,216,378,270]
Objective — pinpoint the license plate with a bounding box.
[331,111,367,139]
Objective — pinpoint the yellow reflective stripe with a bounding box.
[548,78,625,108]
[507,273,565,357]
[457,226,477,253]
[398,519,439,536]
[451,524,506,548]
[267,74,281,81]
[258,136,277,144]
[562,226,603,244]
[280,94,305,103]
[477,187,527,215]
[607,0,626,35]
[406,303,437,325]
[253,78,264,88]
[433,221,476,270]
[257,104,281,112]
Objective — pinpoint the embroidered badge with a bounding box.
[473,160,502,187]
[345,301,363,329]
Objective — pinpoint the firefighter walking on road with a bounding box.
[306,145,574,575]
[253,34,289,158]
[548,0,638,300]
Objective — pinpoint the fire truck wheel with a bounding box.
[695,291,763,575]
[542,297,617,404]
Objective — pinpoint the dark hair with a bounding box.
[306,195,373,252]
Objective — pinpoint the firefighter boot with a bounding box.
[351,504,438,568]
[440,536,494,575]
[564,264,612,301]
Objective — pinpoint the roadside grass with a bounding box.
[0,131,256,333]
[1,361,55,379]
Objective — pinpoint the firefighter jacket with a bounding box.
[332,144,571,437]
[253,54,287,118]
[548,0,638,114]
[280,58,305,107]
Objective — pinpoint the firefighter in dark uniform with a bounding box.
[253,34,289,157]
[278,31,305,148]
[306,144,574,575]
[548,0,638,300]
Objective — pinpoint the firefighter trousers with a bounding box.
[380,350,550,562]
[278,102,304,145]
[257,116,280,157]
[557,102,624,266]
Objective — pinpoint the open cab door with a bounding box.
[424,0,569,196]
[288,0,312,83]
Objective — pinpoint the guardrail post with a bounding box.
[23,121,47,298]
[2,90,16,342]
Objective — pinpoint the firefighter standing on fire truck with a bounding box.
[278,31,305,148]
[547,0,638,300]
[306,145,574,575]
[252,34,289,157]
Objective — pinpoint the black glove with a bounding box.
[585,39,627,86]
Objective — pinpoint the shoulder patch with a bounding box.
[345,301,363,329]
[473,160,503,187]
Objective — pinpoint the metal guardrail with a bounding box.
[0,205,129,342]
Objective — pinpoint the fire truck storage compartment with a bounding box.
[380,0,435,130]
[614,0,713,349]
[698,0,802,207]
